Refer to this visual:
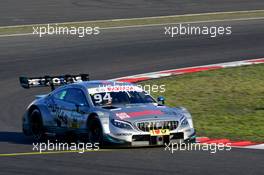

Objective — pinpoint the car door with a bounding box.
[62,88,90,129]
[51,88,71,128]
[49,87,89,130]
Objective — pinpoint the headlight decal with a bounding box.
[181,118,189,126]
[111,119,133,130]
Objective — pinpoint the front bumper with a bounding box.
[104,129,196,147]
[131,132,184,146]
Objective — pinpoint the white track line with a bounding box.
[1,10,264,38]
[0,9,264,29]
[1,16,264,38]
[100,16,264,30]
[0,33,32,38]
[243,144,264,150]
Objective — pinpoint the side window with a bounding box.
[53,89,67,100]
[64,88,88,105]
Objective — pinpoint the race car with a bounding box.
[20,74,196,146]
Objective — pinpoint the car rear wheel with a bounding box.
[30,109,45,141]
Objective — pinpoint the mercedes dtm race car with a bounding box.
[20,74,196,146]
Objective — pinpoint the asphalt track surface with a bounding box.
[0,19,264,174]
[2,0,264,26]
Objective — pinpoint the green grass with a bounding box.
[140,64,264,142]
[1,10,264,35]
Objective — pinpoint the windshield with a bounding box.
[90,91,156,106]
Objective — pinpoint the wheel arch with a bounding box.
[86,112,101,127]
[27,105,42,121]
[28,105,40,115]
[26,105,45,129]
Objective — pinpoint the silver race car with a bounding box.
[20,74,196,146]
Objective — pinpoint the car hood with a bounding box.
[100,103,185,123]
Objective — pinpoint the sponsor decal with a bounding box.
[88,85,143,94]
[116,110,164,119]
[150,129,170,136]
[116,112,130,120]
[128,110,164,117]
[115,133,133,136]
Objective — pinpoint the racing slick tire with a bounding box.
[87,117,104,147]
[29,109,46,141]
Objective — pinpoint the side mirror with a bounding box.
[157,96,165,105]
[76,103,89,114]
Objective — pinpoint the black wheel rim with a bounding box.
[89,122,102,143]
[31,111,43,139]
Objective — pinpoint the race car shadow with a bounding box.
[0,131,33,145]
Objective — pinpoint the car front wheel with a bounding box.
[87,117,103,147]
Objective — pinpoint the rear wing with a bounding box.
[19,74,89,91]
